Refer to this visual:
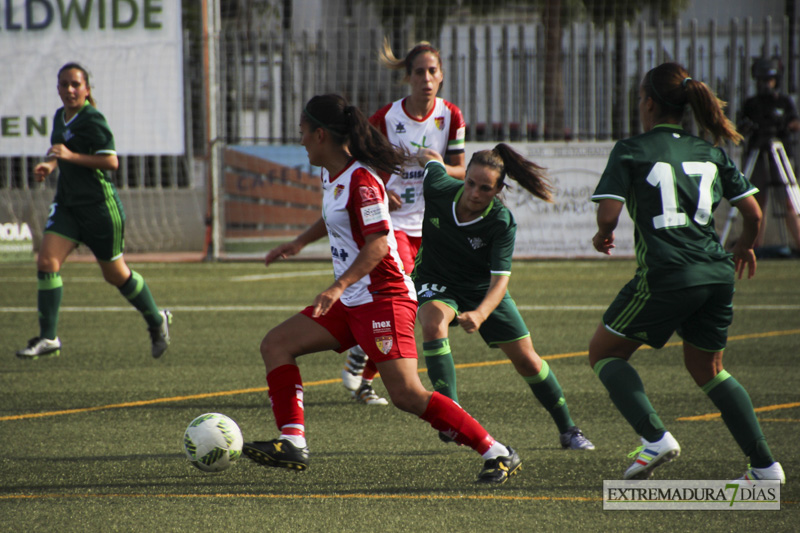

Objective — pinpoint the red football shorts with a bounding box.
[393,230,422,275]
[300,296,418,363]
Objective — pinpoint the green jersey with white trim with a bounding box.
[412,160,516,292]
[51,102,119,207]
[592,124,758,289]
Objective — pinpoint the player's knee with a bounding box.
[260,331,281,363]
[420,320,447,341]
[36,254,60,273]
[384,383,427,415]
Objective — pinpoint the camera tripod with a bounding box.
[720,139,800,248]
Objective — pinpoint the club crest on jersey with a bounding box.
[434,116,444,130]
[63,129,74,142]
[333,183,346,199]
[375,335,393,354]
[468,236,486,250]
[395,122,406,134]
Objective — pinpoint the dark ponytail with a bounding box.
[303,94,409,175]
[468,143,554,203]
[644,62,742,146]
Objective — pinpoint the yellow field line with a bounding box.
[2,328,798,423]
[677,402,800,421]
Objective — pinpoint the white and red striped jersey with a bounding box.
[370,97,465,237]
[321,159,416,306]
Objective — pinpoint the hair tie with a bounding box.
[681,77,693,88]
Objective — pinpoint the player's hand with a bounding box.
[732,245,757,279]
[417,148,442,167]
[456,310,485,334]
[387,190,402,212]
[265,241,302,266]
[33,162,55,182]
[592,231,616,255]
[311,283,344,317]
[46,144,74,162]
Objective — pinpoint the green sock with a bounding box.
[595,357,666,442]
[423,338,458,403]
[37,271,63,340]
[702,370,774,468]
[118,271,162,328]
[524,360,575,434]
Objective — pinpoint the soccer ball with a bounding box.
[183,413,243,472]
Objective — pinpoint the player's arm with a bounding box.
[457,274,509,334]
[311,230,388,317]
[46,144,118,171]
[730,195,762,279]
[443,151,466,180]
[417,148,444,167]
[33,159,58,182]
[592,199,624,255]
[265,217,327,266]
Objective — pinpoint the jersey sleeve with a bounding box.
[422,160,452,195]
[369,105,393,183]
[369,105,390,137]
[348,167,392,237]
[591,141,631,203]
[717,148,759,202]
[444,101,466,154]
[85,111,116,155]
[489,216,516,276]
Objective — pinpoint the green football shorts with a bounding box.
[44,200,126,262]
[415,279,530,347]
[603,278,734,351]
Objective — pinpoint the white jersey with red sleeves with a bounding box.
[321,159,416,307]
[370,97,466,237]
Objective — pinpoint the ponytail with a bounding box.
[379,37,443,80]
[303,94,409,176]
[644,62,742,146]
[468,143,554,203]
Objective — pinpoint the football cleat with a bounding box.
[16,337,61,359]
[243,439,309,471]
[735,462,785,485]
[623,431,681,480]
[149,309,172,359]
[341,345,368,390]
[477,447,522,484]
[352,383,389,406]
[560,426,595,450]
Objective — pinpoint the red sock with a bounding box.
[420,391,495,454]
[266,364,305,437]
[362,357,378,381]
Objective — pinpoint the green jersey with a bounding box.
[412,160,516,292]
[51,101,119,207]
[592,124,758,289]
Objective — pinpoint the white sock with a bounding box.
[482,441,510,460]
[280,434,307,449]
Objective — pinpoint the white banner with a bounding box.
[0,0,184,156]
[603,480,781,510]
[466,142,635,258]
